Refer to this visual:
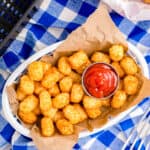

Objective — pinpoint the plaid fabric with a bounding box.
[0,0,150,150]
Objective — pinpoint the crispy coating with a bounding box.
[73,104,87,121]
[34,82,45,95]
[59,76,73,92]
[16,87,26,101]
[39,90,52,111]
[28,61,44,81]
[41,107,57,119]
[111,62,125,78]
[100,99,111,107]
[33,105,41,115]
[58,57,72,75]
[56,119,74,135]
[41,67,62,89]
[52,93,69,109]
[63,104,81,124]
[120,56,138,75]
[91,52,110,64]
[53,111,64,122]
[18,111,37,124]
[48,84,60,97]
[41,61,51,74]
[51,67,64,79]
[69,51,89,70]
[19,75,34,95]
[85,108,101,119]
[41,117,55,136]
[69,71,81,83]
[111,90,127,108]
[83,96,101,109]
[76,59,91,74]
[109,45,124,61]
[124,75,139,95]
[63,104,87,124]
[71,84,84,103]
[19,95,38,113]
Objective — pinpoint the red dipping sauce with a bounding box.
[82,63,119,99]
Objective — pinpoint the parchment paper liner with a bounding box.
[6,4,150,150]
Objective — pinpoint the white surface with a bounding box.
[2,41,149,138]
[59,7,77,22]
[103,0,150,21]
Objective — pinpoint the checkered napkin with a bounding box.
[0,0,150,150]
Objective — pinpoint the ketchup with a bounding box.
[82,63,118,98]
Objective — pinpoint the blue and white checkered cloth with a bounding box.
[0,0,150,150]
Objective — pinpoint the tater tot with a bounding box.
[41,67,62,89]
[52,93,69,109]
[48,84,60,97]
[41,117,55,136]
[33,105,41,115]
[100,99,111,107]
[71,84,84,103]
[18,111,37,124]
[85,108,101,119]
[69,51,89,70]
[69,71,81,83]
[91,52,110,64]
[53,111,64,122]
[34,82,45,95]
[111,62,125,78]
[56,119,74,135]
[19,95,38,113]
[58,57,72,75]
[111,90,127,108]
[109,45,124,61]
[16,88,26,101]
[120,56,138,75]
[83,96,101,109]
[28,61,44,81]
[59,77,73,92]
[76,59,91,74]
[73,104,87,121]
[19,75,34,95]
[124,75,139,95]
[52,67,64,80]
[63,104,84,124]
[39,90,52,111]
[41,107,57,119]
[41,61,51,74]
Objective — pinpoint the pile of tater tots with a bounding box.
[16,45,140,136]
